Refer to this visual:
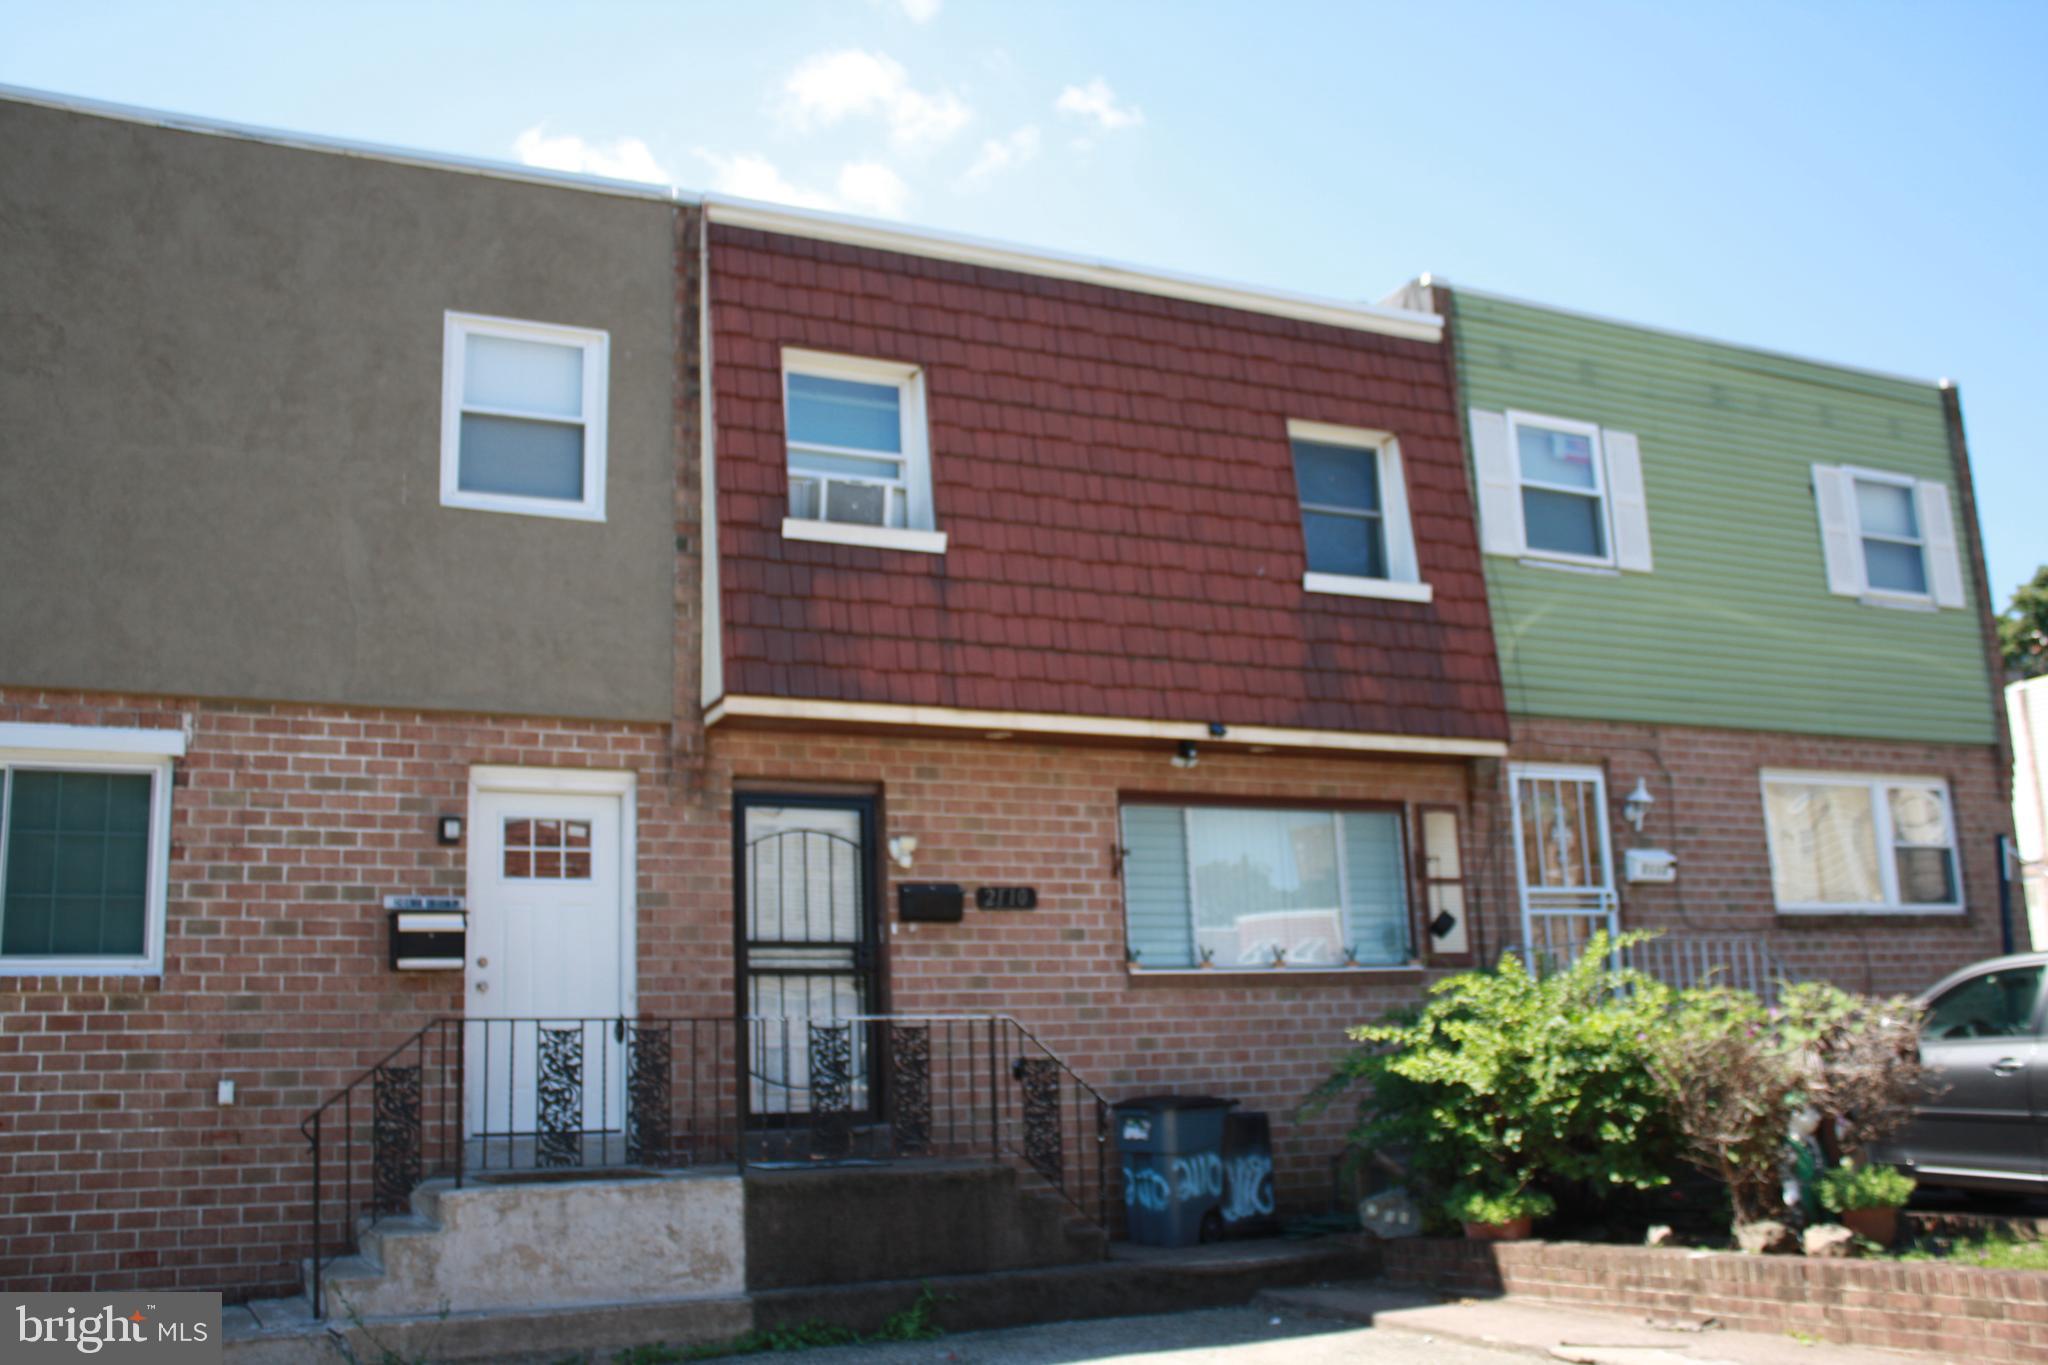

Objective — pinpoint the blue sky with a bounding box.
[4,0,2041,603]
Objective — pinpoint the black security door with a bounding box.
[734,794,882,1133]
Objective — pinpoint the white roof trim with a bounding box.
[1412,275,1941,391]
[704,196,1442,341]
[0,83,1441,342]
[0,721,186,758]
[705,694,1505,758]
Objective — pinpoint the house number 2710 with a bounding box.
[975,886,1038,911]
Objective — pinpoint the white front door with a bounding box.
[466,777,632,1152]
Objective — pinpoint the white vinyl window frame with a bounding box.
[0,724,184,978]
[779,349,946,555]
[440,311,610,523]
[1505,410,1616,569]
[1759,769,1964,916]
[1843,465,1932,607]
[1290,419,1433,604]
[1507,762,1620,950]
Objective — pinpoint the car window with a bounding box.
[1923,966,2045,1041]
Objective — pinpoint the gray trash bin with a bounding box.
[1113,1095,1237,1246]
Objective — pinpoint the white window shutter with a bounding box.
[1916,480,1967,608]
[1602,430,1653,573]
[1469,408,1521,557]
[1811,464,1862,597]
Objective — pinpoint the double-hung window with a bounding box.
[1760,771,1962,914]
[1468,408,1654,572]
[1120,803,1413,970]
[1290,421,1430,603]
[1511,412,1609,562]
[441,312,609,521]
[1810,464,1966,609]
[0,724,182,976]
[780,350,944,554]
[1851,474,1928,595]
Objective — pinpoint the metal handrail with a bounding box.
[300,1012,1111,1318]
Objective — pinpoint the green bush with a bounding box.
[1308,932,1678,1216]
[1444,1184,1557,1227]
[1816,1161,1915,1213]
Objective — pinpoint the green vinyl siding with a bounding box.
[1451,291,1996,744]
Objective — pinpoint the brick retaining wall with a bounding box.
[1381,1237,2048,1361]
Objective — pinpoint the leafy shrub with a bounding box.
[1648,984,1925,1225]
[1308,932,1679,1215]
[1816,1161,1915,1213]
[1445,1184,1557,1226]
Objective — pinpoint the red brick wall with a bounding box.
[705,725,1507,1213]
[709,225,1506,742]
[0,686,725,1300]
[1382,1237,2048,1362]
[1498,716,2010,996]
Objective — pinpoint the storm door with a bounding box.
[735,795,882,1140]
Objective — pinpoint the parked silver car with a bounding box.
[1874,951,2048,1193]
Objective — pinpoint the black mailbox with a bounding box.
[897,883,965,923]
[386,895,466,970]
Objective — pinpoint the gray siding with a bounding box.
[0,100,679,721]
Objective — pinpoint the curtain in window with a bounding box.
[1765,782,1883,906]
[1121,806,1409,968]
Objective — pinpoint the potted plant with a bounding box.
[1446,1184,1555,1242]
[1816,1161,1914,1246]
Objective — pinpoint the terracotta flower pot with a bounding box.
[1463,1217,1534,1242]
[1839,1206,1898,1246]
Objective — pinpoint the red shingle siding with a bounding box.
[711,226,1507,741]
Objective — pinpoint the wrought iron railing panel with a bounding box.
[301,1012,1108,1320]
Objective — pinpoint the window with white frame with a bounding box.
[1468,408,1654,573]
[441,312,609,521]
[1289,421,1430,602]
[1810,464,1966,609]
[1850,474,1928,595]
[0,725,181,975]
[780,350,942,552]
[1120,803,1413,970]
[1761,772,1961,913]
[1511,412,1609,562]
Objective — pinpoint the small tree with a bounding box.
[1308,933,1678,1220]
[1647,988,1794,1225]
[1650,983,1927,1228]
[2001,566,2048,681]
[1776,982,1925,1164]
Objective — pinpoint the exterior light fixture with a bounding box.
[887,835,918,870]
[1622,778,1655,832]
[437,815,464,846]
[1170,741,1199,770]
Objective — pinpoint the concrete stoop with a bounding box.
[225,1236,1376,1364]
[301,1169,746,1320]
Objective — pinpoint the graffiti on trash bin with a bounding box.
[1123,1165,1171,1211]
[1221,1150,1275,1222]
[1171,1151,1223,1201]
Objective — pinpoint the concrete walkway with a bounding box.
[1256,1283,1954,1365]
[763,1290,1962,1365]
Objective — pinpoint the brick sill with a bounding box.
[1127,966,1424,989]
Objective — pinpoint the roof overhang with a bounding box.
[704,695,1506,759]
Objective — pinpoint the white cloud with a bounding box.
[835,162,910,218]
[897,0,942,20]
[781,49,971,151]
[961,125,1041,186]
[1054,78,1144,132]
[512,125,669,183]
[696,150,911,220]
